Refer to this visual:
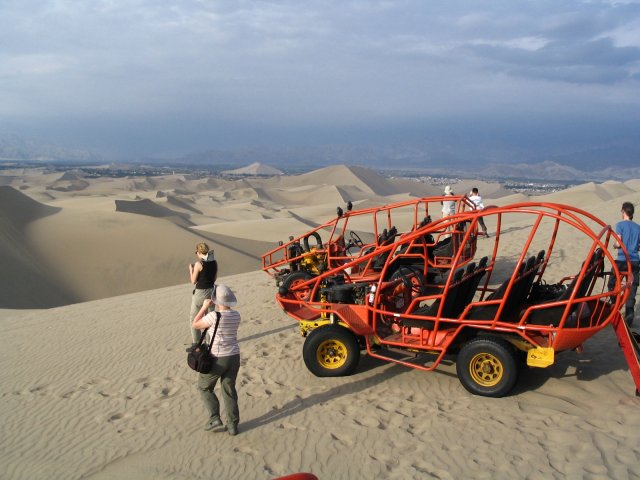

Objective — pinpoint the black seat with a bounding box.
[527,248,603,327]
[401,268,467,330]
[372,226,398,271]
[498,256,539,323]
[432,236,453,258]
[466,260,527,321]
[453,256,489,317]
[398,217,435,257]
[524,250,545,293]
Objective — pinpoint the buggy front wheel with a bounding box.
[303,325,360,377]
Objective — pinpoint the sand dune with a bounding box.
[538,180,636,204]
[165,195,203,214]
[490,192,531,206]
[115,198,193,222]
[0,185,61,227]
[1,270,639,479]
[625,179,640,190]
[2,166,415,309]
[1,166,640,479]
[1,166,637,310]
[278,165,402,197]
[194,217,316,243]
[384,178,514,200]
[0,186,72,308]
[0,187,270,308]
[254,184,347,206]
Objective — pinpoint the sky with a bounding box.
[1,0,639,160]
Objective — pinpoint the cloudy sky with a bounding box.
[1,0,639,160]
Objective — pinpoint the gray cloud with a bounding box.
[0,0,639,156]
[467,37,640,83]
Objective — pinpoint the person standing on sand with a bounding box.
[608,202,640,326]
[441,185,456,218]
[187,242,218,351]
[192,284,241,436]
[468,187,489,238]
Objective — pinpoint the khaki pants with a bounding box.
[190,287,213,343]
[197,354,241,428]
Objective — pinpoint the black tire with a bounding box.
[456,337,519,397]
[303,232,322,252]
[303,325,360,377]
[280,271,315,301]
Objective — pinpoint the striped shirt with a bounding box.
[203,309,241,357]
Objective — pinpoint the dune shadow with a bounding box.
[241,362,408,433]
[176,224,265,263]
[286,210,321,230]
[511,327,633,395]
[240,324,297,343]
[0,185,61,228]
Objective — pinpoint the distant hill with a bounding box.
[171,144,640,182]
[479,160,640,182]
[221,162,283,176]
[3,132,638,182]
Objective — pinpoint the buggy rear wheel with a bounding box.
[456,337,518,397]
[303,325,360,377]
[281,271,315,302]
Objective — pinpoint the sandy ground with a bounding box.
[1,165,640,479]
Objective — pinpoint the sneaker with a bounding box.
[186,343,197,353]
[227,424,238,436]
[204,418,223,431]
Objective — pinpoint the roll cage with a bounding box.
[264,200,640,396]
[262,194,477,284]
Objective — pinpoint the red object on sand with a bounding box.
[273,474,318,480]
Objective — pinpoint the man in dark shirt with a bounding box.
[609,202,640,326]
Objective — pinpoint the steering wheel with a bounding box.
[349,231,364,249]
[390,266,424,297]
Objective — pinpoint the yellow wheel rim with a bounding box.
[316,339,348,369]
[469,352,503,387]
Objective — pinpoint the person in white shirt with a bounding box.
[441,185,456,217]
[468,187,489,237]
[192,284,241,435]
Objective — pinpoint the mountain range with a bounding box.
[1,133,638,182]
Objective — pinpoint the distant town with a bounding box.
[392,174,571,196]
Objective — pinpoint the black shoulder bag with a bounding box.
[187,312,221,374]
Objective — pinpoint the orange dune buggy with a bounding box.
[262,194,477,298]
[263,200,640,397]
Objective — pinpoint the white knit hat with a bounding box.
[444,185,453,195]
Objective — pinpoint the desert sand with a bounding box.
[1,165,640,479]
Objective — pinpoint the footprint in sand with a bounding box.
[108,412,125,422]
[330,432,354,447]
